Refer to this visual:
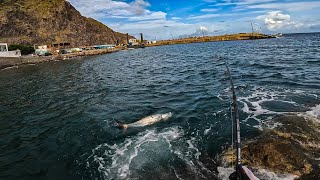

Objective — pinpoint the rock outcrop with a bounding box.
[222,115,320,179]
[0,0,131,46]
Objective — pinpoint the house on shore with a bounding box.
[0,43,21,57]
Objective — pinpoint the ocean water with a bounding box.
[0,33,320,180]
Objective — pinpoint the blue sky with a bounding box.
[68,0,320,40]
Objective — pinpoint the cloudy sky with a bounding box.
[67,0,320,40]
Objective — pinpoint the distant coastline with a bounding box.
[0,33,276,70]
[147,33,275,47]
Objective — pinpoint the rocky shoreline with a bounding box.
[222,115,320,179]
[0,47,124,70]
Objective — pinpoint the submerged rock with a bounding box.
[222,115,320,179]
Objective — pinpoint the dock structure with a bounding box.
[0,43,21,57]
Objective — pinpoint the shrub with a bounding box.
[8,44,35,55]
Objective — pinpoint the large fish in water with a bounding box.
[117,112,173,130]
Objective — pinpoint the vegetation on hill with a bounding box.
[8,44,34,55]
[0,0,131,46]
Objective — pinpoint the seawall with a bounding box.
[0,47,124,70]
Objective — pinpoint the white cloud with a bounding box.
[199,26,209,31]
[201,8,219,12]
[128,11,167,21]
[208,0,274,7]
[109,19,195,40]
[257,11,303,31]
[249,1,320,11]
[68,0,151,18]
[66,0,319,39]
[131,0,150,15]
[187,14,222,20]
[171,17,182,20]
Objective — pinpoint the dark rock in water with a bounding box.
[241,134,313,176]
[222,115,320,179]
[0,0,132,46]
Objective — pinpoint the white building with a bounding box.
[129,39,139,46]
[147,41,157,44]
[0,43,21,57]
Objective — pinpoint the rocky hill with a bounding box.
[0,0,131,46]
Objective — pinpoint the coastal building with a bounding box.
[147,41,157,44]
[0,43,21,57]
[34,44,51,56]
[129,39,139,46]
[52,42,71,49]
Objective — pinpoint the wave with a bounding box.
[237,86,320,129]
[85,126,217,179]
[217,167,298,180]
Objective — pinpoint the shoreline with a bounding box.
[1,33,274,70]
[0,47,125,70]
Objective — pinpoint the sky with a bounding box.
[67,0,320,40]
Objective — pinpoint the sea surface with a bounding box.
[0,33,320,180]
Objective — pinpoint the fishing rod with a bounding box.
[224,59,241,179]
[223,58,259,180]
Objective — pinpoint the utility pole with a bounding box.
[126,33,129,45]
[251,22,254,34]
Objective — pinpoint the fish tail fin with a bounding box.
[119,124,128,130]
[114,120,128,130]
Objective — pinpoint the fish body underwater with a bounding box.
[117,112,173,130]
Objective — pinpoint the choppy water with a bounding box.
[0,33,320,180]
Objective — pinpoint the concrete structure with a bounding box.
[92,44,116,49]
[0,43,21,57]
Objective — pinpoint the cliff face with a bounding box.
[0,0,130,46]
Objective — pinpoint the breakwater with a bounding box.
[147,33,274,47]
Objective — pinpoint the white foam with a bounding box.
[87,127,213,179]
[306,104,320,119]
[237,86,309,129]
[217,93,225,101]
[254,169,298,180]
[88,127,189,179]
[217,166,234,180]
[204,125,212,135]
[217,166,298,180]
[238,89,281,129]
[87,125,220,179]
[1,66,18,70]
